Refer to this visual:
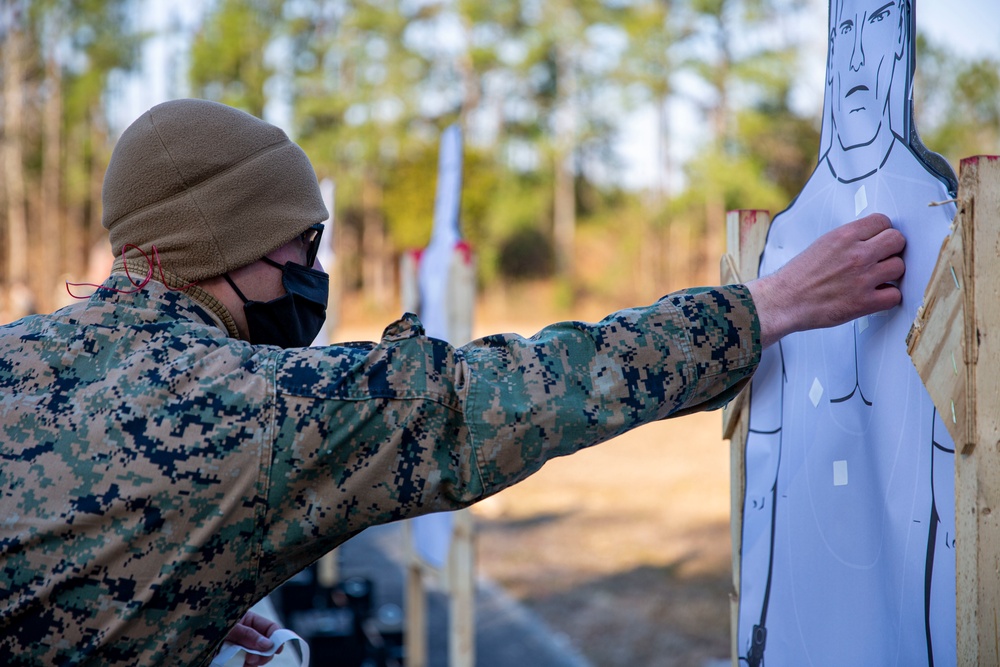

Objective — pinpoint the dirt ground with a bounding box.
[471,411,733,667]
[337,294,736,667]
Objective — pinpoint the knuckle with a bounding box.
[846,247,866,270]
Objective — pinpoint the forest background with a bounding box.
[2,0,999,326]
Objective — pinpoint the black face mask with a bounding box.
[224,258,329,348]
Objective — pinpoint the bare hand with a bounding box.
[224,611,283,666]
[746,213,906,348]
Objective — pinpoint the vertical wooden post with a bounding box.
[315,177,340,605]
[400,249,430,667]
[907,155,1000,666]
[400,243,477,667]
[447,243,476,667]
[316,551,338,588]
[449,509,475,667]
[720,209,771,666]
[404,546,429,667]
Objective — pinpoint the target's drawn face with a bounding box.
[828,0,904,150]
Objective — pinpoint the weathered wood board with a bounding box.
[720,209,770,666]
[908,155,1000,667]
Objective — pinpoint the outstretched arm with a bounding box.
[747,213,906,348]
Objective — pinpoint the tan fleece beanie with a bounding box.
[102,98,328,283]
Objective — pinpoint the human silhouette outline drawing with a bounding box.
[737,0,959,664]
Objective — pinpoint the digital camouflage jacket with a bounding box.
[0,275,760,665]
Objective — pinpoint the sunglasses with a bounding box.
[301,223,325,267]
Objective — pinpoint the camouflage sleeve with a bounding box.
[261,284,759,584]
[462,284,760,492]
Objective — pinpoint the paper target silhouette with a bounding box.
[737,1,959,664]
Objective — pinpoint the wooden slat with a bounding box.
[400,244,478,667]
[906,209,970,449]
[908,155,1000,666]
[721,210,770,440]
[720,209,770,667]
[449,510,475,667]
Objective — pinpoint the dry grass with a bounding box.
[471,411,733,667]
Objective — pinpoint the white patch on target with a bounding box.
[809,378,824,408]
[855,185,868,217]
[834,460,849,486]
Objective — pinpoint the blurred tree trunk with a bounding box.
[361,171,389,307]
[40,24,64,313]
[3,3,32,320]
[704,2,731,287]
[639,98,673,298]
[88,108,109,256]
[456,12,481,130]
[189,0,283,117]
[552,45,576,280]
[289,0,432,307]
[619,0,684,295]
[703,191,725,285]
[64,120,87,282]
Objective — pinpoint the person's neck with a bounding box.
[825,123,896,184]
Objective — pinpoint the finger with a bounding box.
[865,226,906,259]
[242,611,281,638]
[848,213,893,241]
[871,255,905,286]
[226,623,260,649]
[227,618,275,654]
[871,283,903,311]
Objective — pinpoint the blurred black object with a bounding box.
[276,565,405,666]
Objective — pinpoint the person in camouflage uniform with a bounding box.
[0,99,906,666]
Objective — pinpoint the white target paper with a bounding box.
[410,125,465,569]
[737,1,959,665]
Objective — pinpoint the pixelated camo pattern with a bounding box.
[0,275,759,665]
